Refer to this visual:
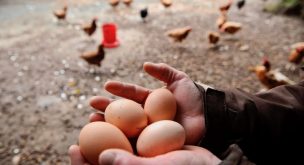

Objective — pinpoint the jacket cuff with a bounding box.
[199,88,229,155]
[193,82,252,156]
[193,82,228,153]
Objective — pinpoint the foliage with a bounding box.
[264,0,304,17]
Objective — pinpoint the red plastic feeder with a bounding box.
[102,23,119,48]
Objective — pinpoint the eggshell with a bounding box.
[136,120,185,157]
[105,99,148,138]
[79,122,133,165]
[144,88,176,123]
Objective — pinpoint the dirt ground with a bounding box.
[0,0,303,164]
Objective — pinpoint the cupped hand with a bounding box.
[90,62,206,144]
[69,62,208,165]
[69,145,221,165]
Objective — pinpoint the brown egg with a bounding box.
[136,120,185,157]
[79,122,133,165]
[144,88,176,123]
[105,99,148,138]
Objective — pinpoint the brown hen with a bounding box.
[216,13,227,29]
[109,0,119,8]
[82,17,98,36]
[53,5,68,20]
[81,44,105,67]
[219,0,233,14]
[166,26,192,42]
[249,59,295,89]
[208,32,220,44]
[288,42,304,64]
[123,0,133,6]
[220,21,242,34]
[161,0,172,8]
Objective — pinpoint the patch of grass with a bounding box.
[263,0,304,17]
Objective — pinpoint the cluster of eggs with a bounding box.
[78,88,186,165]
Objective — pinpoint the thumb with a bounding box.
[99,149,154,165]
[69,145,89,165]
[99,146,221,165]
[143,62,186,85]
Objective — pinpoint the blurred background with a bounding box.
[0,0,303,164]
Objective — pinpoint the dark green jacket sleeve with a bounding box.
[196,81,304,164]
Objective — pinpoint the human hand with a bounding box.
[69,144,221,165]
[91,62,206,144]
[69,62,209,165]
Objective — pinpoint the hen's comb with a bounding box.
[262,57,271,71]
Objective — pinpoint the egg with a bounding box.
[144,88,176,123]
[105,99,148,138]
[136,120,185,157]
[79,122,133,165]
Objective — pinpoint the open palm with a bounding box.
[69,62,212,165]
[90,62,205,145]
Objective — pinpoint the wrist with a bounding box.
[193,81,209,143]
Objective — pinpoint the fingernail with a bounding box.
[99,152,116,165]
[144,62,153,66]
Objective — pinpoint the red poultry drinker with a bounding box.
[102,23,119,48]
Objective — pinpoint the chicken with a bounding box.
[289,49,304,64]
[53,5,68,20]
[80,44,105,67]
[249,58,295,89]
[219,0,233,14]
[220,21,242,34]
[81,17,98,36]
[123,0,133,6]
[208,32,220,45]
[109,0,119,8]
[166,26,192,42]
[292,42,304,49]
[216,13,227,29]
[288,42,304,64]
[161,0,172,8]
[140,8,148,22]
[237,0,246,9]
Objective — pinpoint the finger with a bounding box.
[143,62,186,85]
[89,96,112,112]
[99,147,220,165]
[221,144,243,163]
[182,145,205,151]
[182,145,216,153]
[157,146,220,165]
[104,81,151,103]
[99,149,155,165]
[68,145,89,165]
[89,113,105,122]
